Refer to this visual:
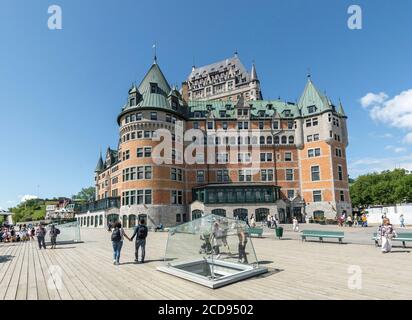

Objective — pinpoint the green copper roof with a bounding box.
[298,78,332,116]
[338,100,346,117]
[95,153,104,173]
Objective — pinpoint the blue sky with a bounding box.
[1,0,411,209]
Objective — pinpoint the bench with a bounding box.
[301,230,344,243]
[372,232,412,248]
[247,227,264,237]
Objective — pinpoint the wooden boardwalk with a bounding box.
[1,228,412,300]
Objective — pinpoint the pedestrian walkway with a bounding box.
[1,228,412,300]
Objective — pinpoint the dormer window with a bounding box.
[150,83,158,93]
[284,110,291,117]
[308,105,317,114]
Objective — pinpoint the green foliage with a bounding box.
[10,199,46,223]
[350,169,412,207]
[72,187,95,202]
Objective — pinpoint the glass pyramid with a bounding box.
[157,214,267,289]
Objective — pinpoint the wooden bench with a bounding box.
[247,227,264,237]
[301,230,344,243]
[372,232,412,248]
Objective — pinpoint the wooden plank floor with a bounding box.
[1,228,411,300]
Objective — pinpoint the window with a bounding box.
[217,153,229,164]
[259,121,264,130]
[144,131,151,138]
[171,190,183,204]
[239,170,252,182]
[338,165,343,181]
[193,121,199,129]
[284,152,292,161]
[150,112,157,120]
[306,119,312,128]
[260,153,273,162]
[207,121,214,130]
[222,122,228,130]
[137,166,144,179]
[311,166,320,181]
[336,148,342,157]
[145,190,152,204]
[150,83,157,93]
[165,114,172,123]
[287,190,295,199]
[171,168,177,181]
[313,190,322,202]
[238,121,249,130]
[144,147,152,157]
[136,112,142,120]
[340,191,345,202]
[261,169,274,181]
[274,136,280,144]
[145,166,152,179]
[286,169,294,181]
[260,136,265,145]
[312,118,318,126]
[137,131,143,139]
[217,170,229,182]
[176,214,181,223]
[273,121,279,130]
[267,136,273,144]
[288,136,294,144]
[308,105,316,113]
[307,135,313,142]
[288,121,293,129]
[137,148,143,158]
[281,136,287,144]
[196,170,205,183]
[308,148,321,158]
[313,134,320,141]
[122,150,130,161]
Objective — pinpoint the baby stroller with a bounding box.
[199,233,213,254]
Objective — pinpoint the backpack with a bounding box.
[137,225,148,239]
[55,228,60,235]
[111,228,121,242]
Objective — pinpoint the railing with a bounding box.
[77,197,120,213]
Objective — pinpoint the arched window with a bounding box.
[192,210,203,220]
[260,136,265,145]
[281,136,287,144]
[255,208,270,222]
[289,136,294,144]
[233,208,248,221]
[95,215,98,227]
[122,215,128,228]
[211,209,226,217]
[99,215,103,226]
[267,136,273,144]
[87,216,90,227]
[129,214,136,228]
[238,136,243,145]
[274,136,280,144]
[91,216,94,226]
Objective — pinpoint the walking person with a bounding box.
[378,218,397,253]
[237,225,248,264]
[111,221,130,265]
[210,221,223,259]
[353,214,358,227]
[292,216,299,232]
[266,214,272,228]
[130,219,148,264]
[36,224,47,250]
[49,225,60,249]
[249,214,256,228]
[399,214,406,228]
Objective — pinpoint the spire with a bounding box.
[251,62,258,81]
[95,151,104,173]
[338,99,347,117]
[153,43,157,64]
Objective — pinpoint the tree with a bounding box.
[72,187,96,202]
[350,169,412,207]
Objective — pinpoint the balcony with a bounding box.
[77,197,120,214]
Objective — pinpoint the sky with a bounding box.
[0,0,411,209]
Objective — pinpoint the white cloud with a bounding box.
[360,89,412,144]
[404,132,412,144]
[385,145,407,153]
[360,92,388,108]
[349,154,412,177]
[20,195,38,203]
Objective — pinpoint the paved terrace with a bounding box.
[1,225,411,300]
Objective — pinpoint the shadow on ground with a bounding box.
[0,255,14,263]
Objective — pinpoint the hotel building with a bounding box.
[75,54,351,228]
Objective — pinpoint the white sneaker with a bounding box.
[113,260,117,264]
